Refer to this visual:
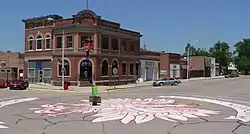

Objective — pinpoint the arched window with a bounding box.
[28,37,34,50]
[58,59,70,76]
[45,35,51,49]
[36,35,43,50]
[112,60,118,76]
[101,60,109,76]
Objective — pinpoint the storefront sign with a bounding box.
[160,70,167,74]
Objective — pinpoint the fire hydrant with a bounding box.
[89,84,101,106]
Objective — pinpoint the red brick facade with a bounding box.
[22,10,159,86]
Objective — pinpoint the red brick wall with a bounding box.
[190,56,205,70]
[160,53,170,78]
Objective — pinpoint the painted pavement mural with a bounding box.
[29,96,250,124]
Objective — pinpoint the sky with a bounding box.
[0,0,250,53]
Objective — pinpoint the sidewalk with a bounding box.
[29,76,225,93]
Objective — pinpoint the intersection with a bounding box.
[0,77,250,134]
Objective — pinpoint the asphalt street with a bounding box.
[0,76,250,134]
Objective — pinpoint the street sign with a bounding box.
[84,42,94,51]
[36,62,41,69]
[113,68,118,75]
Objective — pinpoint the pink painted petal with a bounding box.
[155,113,177,122]
[167,115,188,121]
[182,113,198,118]
[92,111,118,117]
[197,109,220,114]
[121,114,135,124]
[194,113,210,116]
[135,114,154,124]
[92,113,126,123]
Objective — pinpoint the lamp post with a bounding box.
[186,40,199,80]
[47,17,65,89]
[187,47,190,80]
[61,31,65,90]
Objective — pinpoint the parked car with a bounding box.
[0,79,7,88]
[9,80,29,90]
[225,74,239,78]
[153,78,181,86]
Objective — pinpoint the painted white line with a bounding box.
[0,121,8,129]
[191,95,250,105]
[159,96,250,122]
[0,97,38,108]
[0,97,39,129]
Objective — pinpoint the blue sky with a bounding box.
[0,0,250,53]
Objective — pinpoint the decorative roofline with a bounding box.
[22,14,63,23]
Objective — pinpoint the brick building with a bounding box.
[0,52,24,80]
[159,52,182,78]
[188,56,216,78]
[22,9,160,86]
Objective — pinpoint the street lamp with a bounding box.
[186,40,199,80]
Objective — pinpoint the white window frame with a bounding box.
[28,68,35,77]
[36,35,43,51]
[28,37,34,51]
[45,35,51,50]
[43,68,51,78]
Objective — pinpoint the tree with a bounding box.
[196,48,210,56]
[234,39,250,74]
[209,41,232,74]
[183,43,210,57]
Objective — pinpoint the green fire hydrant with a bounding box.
[92,85,98,96]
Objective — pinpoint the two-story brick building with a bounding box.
[22,9,159,86]
[0,51,24,80]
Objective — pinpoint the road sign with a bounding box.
[36,62,41,69]
[113,68,118,75]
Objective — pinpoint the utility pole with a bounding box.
[187,47,190,80]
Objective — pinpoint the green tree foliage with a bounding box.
[209,41,232,73]
[183,43,210,57]
[234,39,250,74]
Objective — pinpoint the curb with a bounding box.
[30,87,75,93]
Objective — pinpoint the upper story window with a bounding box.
[102,36,109,49]
[28,37,34,50]
[122,40,127,51]
[80,35,90,47]
[67,36,73,48]
[130,42,134,52]
[111,38,118,50]
[45,35,51,49]
[56,37,62,48]
[36,35,42,50]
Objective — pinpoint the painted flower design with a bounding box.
[30,98,220,124]
[92,98,220,124]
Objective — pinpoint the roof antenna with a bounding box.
[86,0,89,9]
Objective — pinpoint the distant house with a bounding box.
[228,62,237,74]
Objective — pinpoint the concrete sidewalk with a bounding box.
[28,76,225,93]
